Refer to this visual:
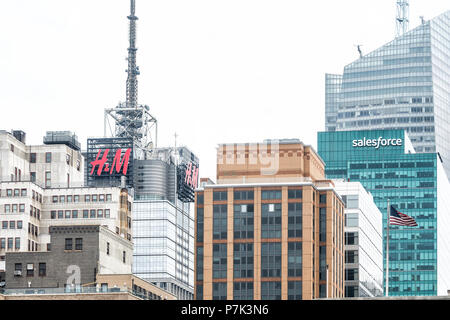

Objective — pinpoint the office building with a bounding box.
[5,225,132,290]
[318,129,450,296]
[325,11,450,178]
[195,139,345,300]
[132,147,198,300]
[333,180,383,297]
[0,130,133,275]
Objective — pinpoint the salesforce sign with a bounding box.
[352,137,403,149]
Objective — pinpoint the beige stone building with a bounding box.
[195,139,345,300]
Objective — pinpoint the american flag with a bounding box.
[389,205,418,227]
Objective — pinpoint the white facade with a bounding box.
[333,180,384,297]
[0,131,132,272]
[0,130,84,188]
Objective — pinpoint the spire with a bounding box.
[126,0,139,108]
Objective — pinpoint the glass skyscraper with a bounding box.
[318,129,450,296]
[325,11,450,179]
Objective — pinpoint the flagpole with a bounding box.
[385,199,390,297]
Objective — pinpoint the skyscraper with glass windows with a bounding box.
[325,11,450,179]
[318,129,450,296]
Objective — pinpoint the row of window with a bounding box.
[64,238,83,251]
[14,262,46,277]
[50,209,111,219]
[209,281,303,300]
[51,194,112,204]
[0,237,20,250]
[209,189,304,202]
[1,220,23,230]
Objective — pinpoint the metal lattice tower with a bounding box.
[396,0,410,37]
[105,0,157,160]
[126,0,139,109]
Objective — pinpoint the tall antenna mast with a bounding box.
[127,0,139,109]
[396,0,410,37]
[104,0,158,160]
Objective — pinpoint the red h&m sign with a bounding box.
[90,148,131,176]
[184,162,199,189]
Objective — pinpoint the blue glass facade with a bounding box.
[318,129,450,296]
[325,11,450,179]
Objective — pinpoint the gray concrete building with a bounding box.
[5,225,132,290]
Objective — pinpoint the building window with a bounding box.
[92,194,98,202]
[58,210,63,219]
[97,209,103,218]
[75,238,83,251]
[14,237,20,249]
[288,189,302,199]
[9,221,15,229]
[6,189,12,197]
[74,195,80,202]
[106,194,112,202]
[15,263,22,272]
[85,195,90,202]
[261,281,281,300]
[90,209,96,218]
[104,209,110,218]
[234,243,254,278]
[4,204,10,213]
[14,189,20,197]
[67,195,72,203]
[287,242,302,277]
[288,203,302,238]
[319,194,327,204]
[345,213,358,227]
[233,190,254,200]
[261,242,282,278]
[213,243,227,279]
[99,194,105,202]
[65,238,73,250]
[45,152,52,163]
[72,210,78,219]
[261,190,282,200]
[213,204,227,240]
[65,210,71,219]
[233,204,254,239]
[39,263,46,276]
[197,207,204,242]
[122,251,126,263]
[30,172,36,182]
[2,221,8,229]
[288,281,302,300]
[17,221,22,229]
[21,189,27,197]
[45,171,51,188]
[30,153,36,163]
[196,246,203,281]
[7,238,14,250]
[319,207,326,242]
[261,203,282,239]
[52,196,58,203]
[0,238,5,249]
[345,232,359,245]
[233,282,254,300]
[213,191,227,201]
[212,282,227,300]
[106,242,110,255]
[26,263,34,277]
[83,210,89,218]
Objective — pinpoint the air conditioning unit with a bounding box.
[14,270,22,276]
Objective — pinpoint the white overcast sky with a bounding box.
[0,0,449,180]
